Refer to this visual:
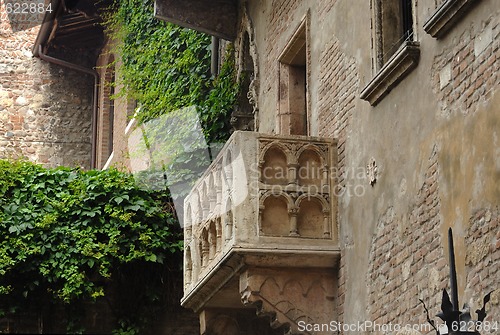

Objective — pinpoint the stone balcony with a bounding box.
[182,131,340,334]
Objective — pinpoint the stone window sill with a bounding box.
[423,0,479,38]
[360,41,420,106]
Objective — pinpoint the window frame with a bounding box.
[277,12,310,135]
[360,0,420,106]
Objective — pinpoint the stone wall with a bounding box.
[0,5,93,169]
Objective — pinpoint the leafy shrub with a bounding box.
[0,159,182,332]
[106,0,239,145]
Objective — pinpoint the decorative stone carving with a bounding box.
[366,157,378,186]
[232,1,260,131]
[240,268,336,334]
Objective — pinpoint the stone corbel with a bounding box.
[239,268,337,334]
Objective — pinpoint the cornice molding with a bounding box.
[360,41,420,106]
[423,0,480,38]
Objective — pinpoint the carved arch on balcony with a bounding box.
[295,194,331,238]
[296,145,327,188]
[259,191,295,236]
[259,142,291,185]
[296,144,328,164]
[187,233,201,282]
[259,141,294,165]
[259,191,295,210]
[195,238,203,279]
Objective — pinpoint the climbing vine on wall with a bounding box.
[0,159,182,332]
[106,0,239,144]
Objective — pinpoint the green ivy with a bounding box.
[0,159,182,332]
[105,0,239,144]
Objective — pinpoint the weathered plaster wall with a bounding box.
[0,7,93,168]
[245,0,499,332]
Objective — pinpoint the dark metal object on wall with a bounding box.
[421,228,492,335]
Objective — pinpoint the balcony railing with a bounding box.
[182,131,339,309]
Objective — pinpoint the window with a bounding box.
[377,0,414,67]
[278,15,309,135]
[360,0,420,105]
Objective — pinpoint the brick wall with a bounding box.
[265,0,302,66]
[317,37,359,188]
[367,149,447,333]
[317,0,338,22]
[465,208,500,335]
[431,13,499,116]
[0,3,93,169]
[316,33,360,329]
[367,150,500,334]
